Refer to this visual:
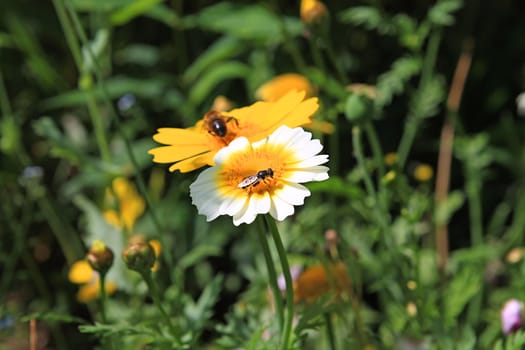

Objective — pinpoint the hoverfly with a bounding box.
[203,110,237,137]
[238,168,274,189]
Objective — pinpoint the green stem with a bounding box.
[324,39,347,85]
[83,77,112,162]
[53,0,112,162]
[142,271,180,344]
[466,179,483,246]
[397,29,442,168]
[0,66,13,117]
[324,313,337,350]
[265,216,294,350]
[98,274,108,323]
[63,2,172,269]
[363,121,385,179]
[353,127,390,245]
[256,217,284,330]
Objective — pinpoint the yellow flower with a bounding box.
[293,262,350,303]
[300,0,328,25]
[211,95,233,112]
[149,90,319,173]
[103,177,145,231]
[384,152,398,166]
[190,126,329,225]
[68,261,116,303]
[256,74,315,102]
[413,164,434,182]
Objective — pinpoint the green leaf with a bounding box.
[73,195,134,292]
[444,267,481,324]
[21,312,87,324]
[188,3,302,44]
[185,275,223,331]
[188,61,250,106]
[40,76,168,110]
[178,245,222,271]
[338,6,395,34]
[110,0,163,25]
[435,190,465,226]
[409,75,445,119]
[428,0,463,26]
[32,117,83,163]
[376,56,422,106]
[307,176,364,199]
[183,37,245,84]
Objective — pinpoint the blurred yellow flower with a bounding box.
[384,152,398,166]
[256,74,314,102]
[68,261,116,303]
[300,0,328,25]
[506,248,524,264]
[149,90,319,173]
[413,164,434,182]
[103,177,145,231]
[346,83,378,100]
[149,239,162,272]
[211,95,233,112]
[293,262,350,303]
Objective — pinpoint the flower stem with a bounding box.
[265,216,294,350]
[324,313,337,350]
[98,274,108,323]
[397,29,442,168]
[256,217,284,330]
[142,271,180,344]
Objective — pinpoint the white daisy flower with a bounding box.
[189,125,329,226]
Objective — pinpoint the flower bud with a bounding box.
[122,242,156,274]
[501,299,523,334]
[86,240,114,276]
[344,93,374,124]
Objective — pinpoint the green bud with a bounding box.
[344,93,373,124]
[122,242,155,274]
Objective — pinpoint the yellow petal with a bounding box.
[76,279,117,303]
[68,261,94,284]
[256,74,315,102]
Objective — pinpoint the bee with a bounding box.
[238,168,274,189]
[203,110,237,137]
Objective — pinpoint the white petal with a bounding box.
[284,166,329,183]
[254,192,271,214]
[221,195,248,217]
[289,154,329,168]
[233,197,259,225]
[269,194,295,221]
[214,137,250,165]
[274,183,311,206]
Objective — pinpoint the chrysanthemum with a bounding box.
[148,90,319,173]
[189,125,329,226]
[256,74,315,102]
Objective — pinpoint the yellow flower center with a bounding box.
[217,142,295,196]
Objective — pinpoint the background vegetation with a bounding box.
[2,0,525,349]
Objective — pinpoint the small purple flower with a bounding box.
[501,299,523,334]
[117,94,136,112]
[277,265,303,292]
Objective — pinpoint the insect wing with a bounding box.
[238,175,259,189]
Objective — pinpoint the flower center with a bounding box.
[219,143,294,195]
